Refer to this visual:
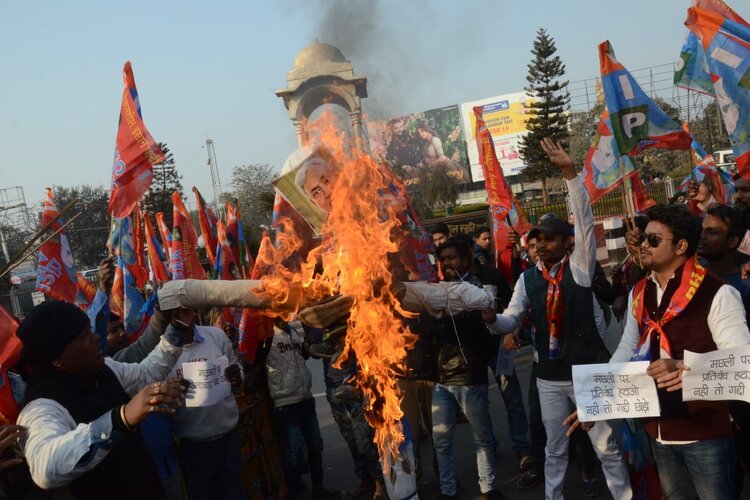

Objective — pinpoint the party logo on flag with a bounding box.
[108,62,164,218]
[599,41,692,155]
[35,188,78,303]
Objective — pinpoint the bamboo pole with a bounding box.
[0,212,82,279]
[0,198,78,277]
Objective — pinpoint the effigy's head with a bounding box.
[293,147,338,214]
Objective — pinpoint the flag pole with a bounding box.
[0,212,82,279]
[619,157,643,267]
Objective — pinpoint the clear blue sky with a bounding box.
[2,0,748,209]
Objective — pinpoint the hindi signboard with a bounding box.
[572,361,660,422]
[182,355,231,408]
[682,346,750,403]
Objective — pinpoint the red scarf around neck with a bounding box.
[541,255,569,360]
[630,256,707,361]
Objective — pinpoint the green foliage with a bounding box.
[519,28,571,202]
[52,184,110,270]
[569,103,604,167]
[231,163,276,244]
[417,164,459,215]
[0,224,33,266]
[142,143,183,227]
[689,100,731,154]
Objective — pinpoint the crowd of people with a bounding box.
[2,140,750,500]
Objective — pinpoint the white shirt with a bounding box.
[611,277,750,363]
[18,337,182,490]
[168,325,243,441]
[487,177,600,336]
[611,272,750,444]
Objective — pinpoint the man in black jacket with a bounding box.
[431,238,504,500]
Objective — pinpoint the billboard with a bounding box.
[460,92,535,179]
[367,105,471,186]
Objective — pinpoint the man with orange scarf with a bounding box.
[483,139,631,500]
[610,204,750,499]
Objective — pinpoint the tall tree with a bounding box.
[519,28,571,204]
[52,185,110,270]
[142,143,183,227]
[689,99,731,155]
[231,163,276,244]
[417,164,459,216]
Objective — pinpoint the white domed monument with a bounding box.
[276,41,368,147]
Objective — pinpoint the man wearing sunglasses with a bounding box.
[611,205,750,499]
[483,139,631,500]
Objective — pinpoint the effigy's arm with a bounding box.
[157,279,268,310]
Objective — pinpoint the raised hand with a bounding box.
[540,138,576,180]
[98,257,116,293]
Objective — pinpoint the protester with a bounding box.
[265,322,327,499]
[606,204,750,499]
[15,300,186,500]
[432,237,504,500]
[430,223,450,249]
[472,225,494,268]
[164,307,246,500]
[484,139,631,500]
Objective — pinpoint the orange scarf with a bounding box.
[630,256,707,361]
[541,255,569,360]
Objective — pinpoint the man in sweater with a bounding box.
[611,204,750,499]
[165,307,245,500]
[484,139,631,500]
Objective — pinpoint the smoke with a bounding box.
[286,0,497,121]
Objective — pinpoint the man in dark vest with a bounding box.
[484,139,631,500]
[610,204,750,499]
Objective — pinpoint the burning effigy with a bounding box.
[251,110,434,465]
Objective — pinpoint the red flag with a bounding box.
[35,188,78,303]
[0,306,21,424]
[193,187,219,267]
[76,273,98,308]
[155,212,173,261]
[131,205,149,289]
[143,213,169,282]
[110,264,124,317]
[171,192,204,280]
[473,106,531,279]
[108,62,164,218]
[630,172,656,213]
[214,220,239,280]
[0,306,21,372]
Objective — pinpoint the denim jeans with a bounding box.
[275,398,325,498]
[650,437,735,500]
[432,383,496,495]
[325,387,383,482]
[490,351,531,456]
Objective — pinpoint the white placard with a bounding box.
[182,355,230,408]
[682,346,750,403]
[572,361,660,422]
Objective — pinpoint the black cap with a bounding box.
[17,301,89,368]
[535,215,573,239]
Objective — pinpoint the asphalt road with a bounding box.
[303,318,750,499]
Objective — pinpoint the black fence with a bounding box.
[522,181,672,225]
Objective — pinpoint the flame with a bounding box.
[253,110,417,463]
